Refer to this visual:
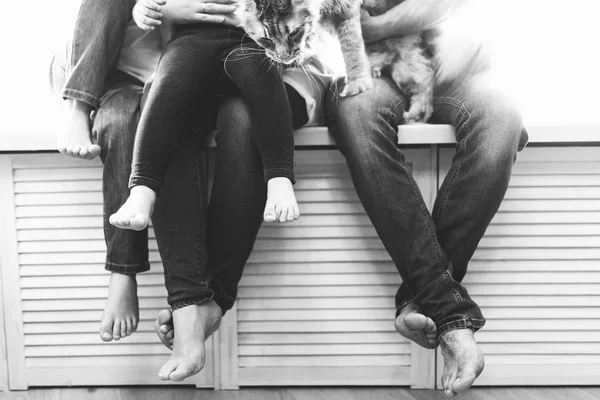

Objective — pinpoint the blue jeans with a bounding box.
[324,76,529,337]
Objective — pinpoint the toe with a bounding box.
[169,360,201,382]
[72,144,81,156]
[273,205,283,222]
[132,317,139,332]
[112,320,122,341]
[123,319,131,337]
[78,147,89,159]
[279,207,289,223]
[158,360,179,381]
[263,203,277,223]
[286,207,295,222]
[89,144,101,158]
[99,318,114,342]
[293,204,300,220]
[157,309,172,326]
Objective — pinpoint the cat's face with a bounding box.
[239,0,320,64]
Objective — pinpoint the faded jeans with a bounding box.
[325,76,529,337]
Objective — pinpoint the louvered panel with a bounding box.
[10,154,213,388]
[438,147,600,386]
[237,149,433,387]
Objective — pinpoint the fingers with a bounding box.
[145,0,167,11]
[133,0,164,31]
[197,3,237,14]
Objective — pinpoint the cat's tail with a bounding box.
[431,29,492,86]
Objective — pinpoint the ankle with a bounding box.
[65,98,93,114]
[130,185,157,201]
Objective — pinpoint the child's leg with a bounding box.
[92,76,150,342]
[53,0,135,159]
[224,44,299,223]
[110,26,234,231]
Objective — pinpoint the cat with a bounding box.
[237,0,373,97]
[362,0,435,123]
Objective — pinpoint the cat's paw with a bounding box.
[371,67,382,79]
[403,98,433,124]
[340,76,373,97]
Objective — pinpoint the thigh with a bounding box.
[93,79,143,162]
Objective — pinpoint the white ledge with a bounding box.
[1,124,598,152]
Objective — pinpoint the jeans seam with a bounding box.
[192,145,205,291]
[433,97,472,229]
[172,292,214,311]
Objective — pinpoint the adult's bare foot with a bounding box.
[99,273,139,341]
[394,301,438,349]
[154,309,174,350]
[57,99,101,159]
[439,328,485,397]
[158,301,222,382]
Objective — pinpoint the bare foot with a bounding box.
[154,309,174,350]
[263,177,300,223]
[158,301,222,382]
[440,328,485,397]
[394,301,438,349]
[99,273,139,342]
[57,99,101,160]
[109,186,156,231]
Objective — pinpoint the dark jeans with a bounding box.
[49,0,149,275]
[129,24,295,195]
[50,0,307,311]
[325,76,529,337]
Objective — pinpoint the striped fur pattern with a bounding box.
[238,0,373,97]
[363,0,435,123]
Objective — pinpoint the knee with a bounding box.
[465,85,529,167]
[325,85,403,166]
[214,97,253,155]
[93,86,141,157]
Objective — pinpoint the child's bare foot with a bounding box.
[154,309,174,350]
[440,328,485,397]
[57,99,101,160]
[158,301,222,382]
[99,273,139,342]
[109,186,156,231]
[394,301,438,349]
[263,177,300,223]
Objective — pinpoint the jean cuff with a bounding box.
[171,293,217,311]
[61,88,101,110]
[395,298,415,318]
[265,168,295,185]
[128,176,162,196]
[437,317,486,339]
[105,261,151,275]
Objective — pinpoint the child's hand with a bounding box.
[133,0,167,31]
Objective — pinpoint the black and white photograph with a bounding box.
[0,0,599,399]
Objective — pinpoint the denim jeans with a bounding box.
[129,23,295,195]
[324,75,529,337]
[50,0,308,310]
[49,0,149,275]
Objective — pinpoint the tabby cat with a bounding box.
[238,0,373,97]
[363,0,435,123]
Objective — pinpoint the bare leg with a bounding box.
[394,301,438,349]
[440,329,485,397]
[99,273,139,341]
[158,301,221,382]
[57,99,102,159]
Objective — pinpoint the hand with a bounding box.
[133,0,166,31]
[161,0,240,26]
[360,8,382,43]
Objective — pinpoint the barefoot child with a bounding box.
[109,0,305,231]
